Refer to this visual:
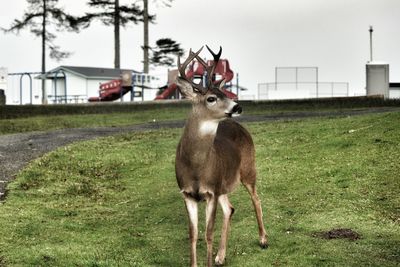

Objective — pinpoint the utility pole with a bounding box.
[114,0,121,69]
[41,0,47,104]
[143,0,149,73]
[369,25,373,62]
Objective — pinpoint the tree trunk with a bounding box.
[41,0,47,104]
[143,0,149,73]
[114,0,120,69]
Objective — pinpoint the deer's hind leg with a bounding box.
[243,182,268,248]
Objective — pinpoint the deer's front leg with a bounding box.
[205,194,218,267]
[215,194,234,266]
[184,195,199,267]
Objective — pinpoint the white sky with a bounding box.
[1,0,399,97]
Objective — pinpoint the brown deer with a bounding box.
[175,46,268,267]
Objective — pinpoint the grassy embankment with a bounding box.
[0,104,189,135]
[1,97,400,135]
[0,111,399,266]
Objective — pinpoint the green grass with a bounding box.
[0,107,189,135]
[0,112,399,266]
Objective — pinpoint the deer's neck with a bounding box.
[186,110,221,136]
[182,112,221,153]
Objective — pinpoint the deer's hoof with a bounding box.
[260,242,269,249]
[215,255,225,266]
[259,237,269,249]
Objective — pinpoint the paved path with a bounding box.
[1,107,399,200]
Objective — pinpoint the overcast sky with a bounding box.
[1,0,399,98]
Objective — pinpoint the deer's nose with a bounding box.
[232,104,242,115]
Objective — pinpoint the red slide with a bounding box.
[154,83,178,100]
[88,79,131,102]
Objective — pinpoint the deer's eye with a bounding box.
[207,96,217,103]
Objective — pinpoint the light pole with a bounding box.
[143,0,149,73]
[369,25,373,62]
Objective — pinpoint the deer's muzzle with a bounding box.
[226,104,242,117]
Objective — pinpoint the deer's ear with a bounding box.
[176,77,197,100]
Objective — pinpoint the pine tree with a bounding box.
[150,38,184,67]
[142,0,184,70]
[143,0,150,73]
[2,0,82,104]
[83,0,184,70]
[84,0,151,69]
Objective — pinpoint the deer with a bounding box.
[175,46,268,267]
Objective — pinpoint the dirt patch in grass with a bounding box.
[0,255,6,267]
[313,228,361,241]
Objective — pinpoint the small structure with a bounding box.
[366,62,389,99]
[0,68,7,105]
[0,89,5,105]
[0,67,7,90]
[37,66,138,103]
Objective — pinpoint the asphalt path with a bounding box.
[1,107,399,200]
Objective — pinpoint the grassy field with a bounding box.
[0,112,399,266]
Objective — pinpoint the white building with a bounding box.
[38,66,142,103]
[40,66,162,103]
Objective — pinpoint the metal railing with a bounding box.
[48,95,87,104]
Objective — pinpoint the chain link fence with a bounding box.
[258,67,349,100]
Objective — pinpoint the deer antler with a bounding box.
[205,45,222,82]
[178,46,208,94]
[193,46,222,88]
[178,45,223,95]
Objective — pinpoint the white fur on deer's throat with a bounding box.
[199,120,219,137]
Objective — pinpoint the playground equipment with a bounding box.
[88,79,129,102]
[88,58,238,102]
[155,58,237,100]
